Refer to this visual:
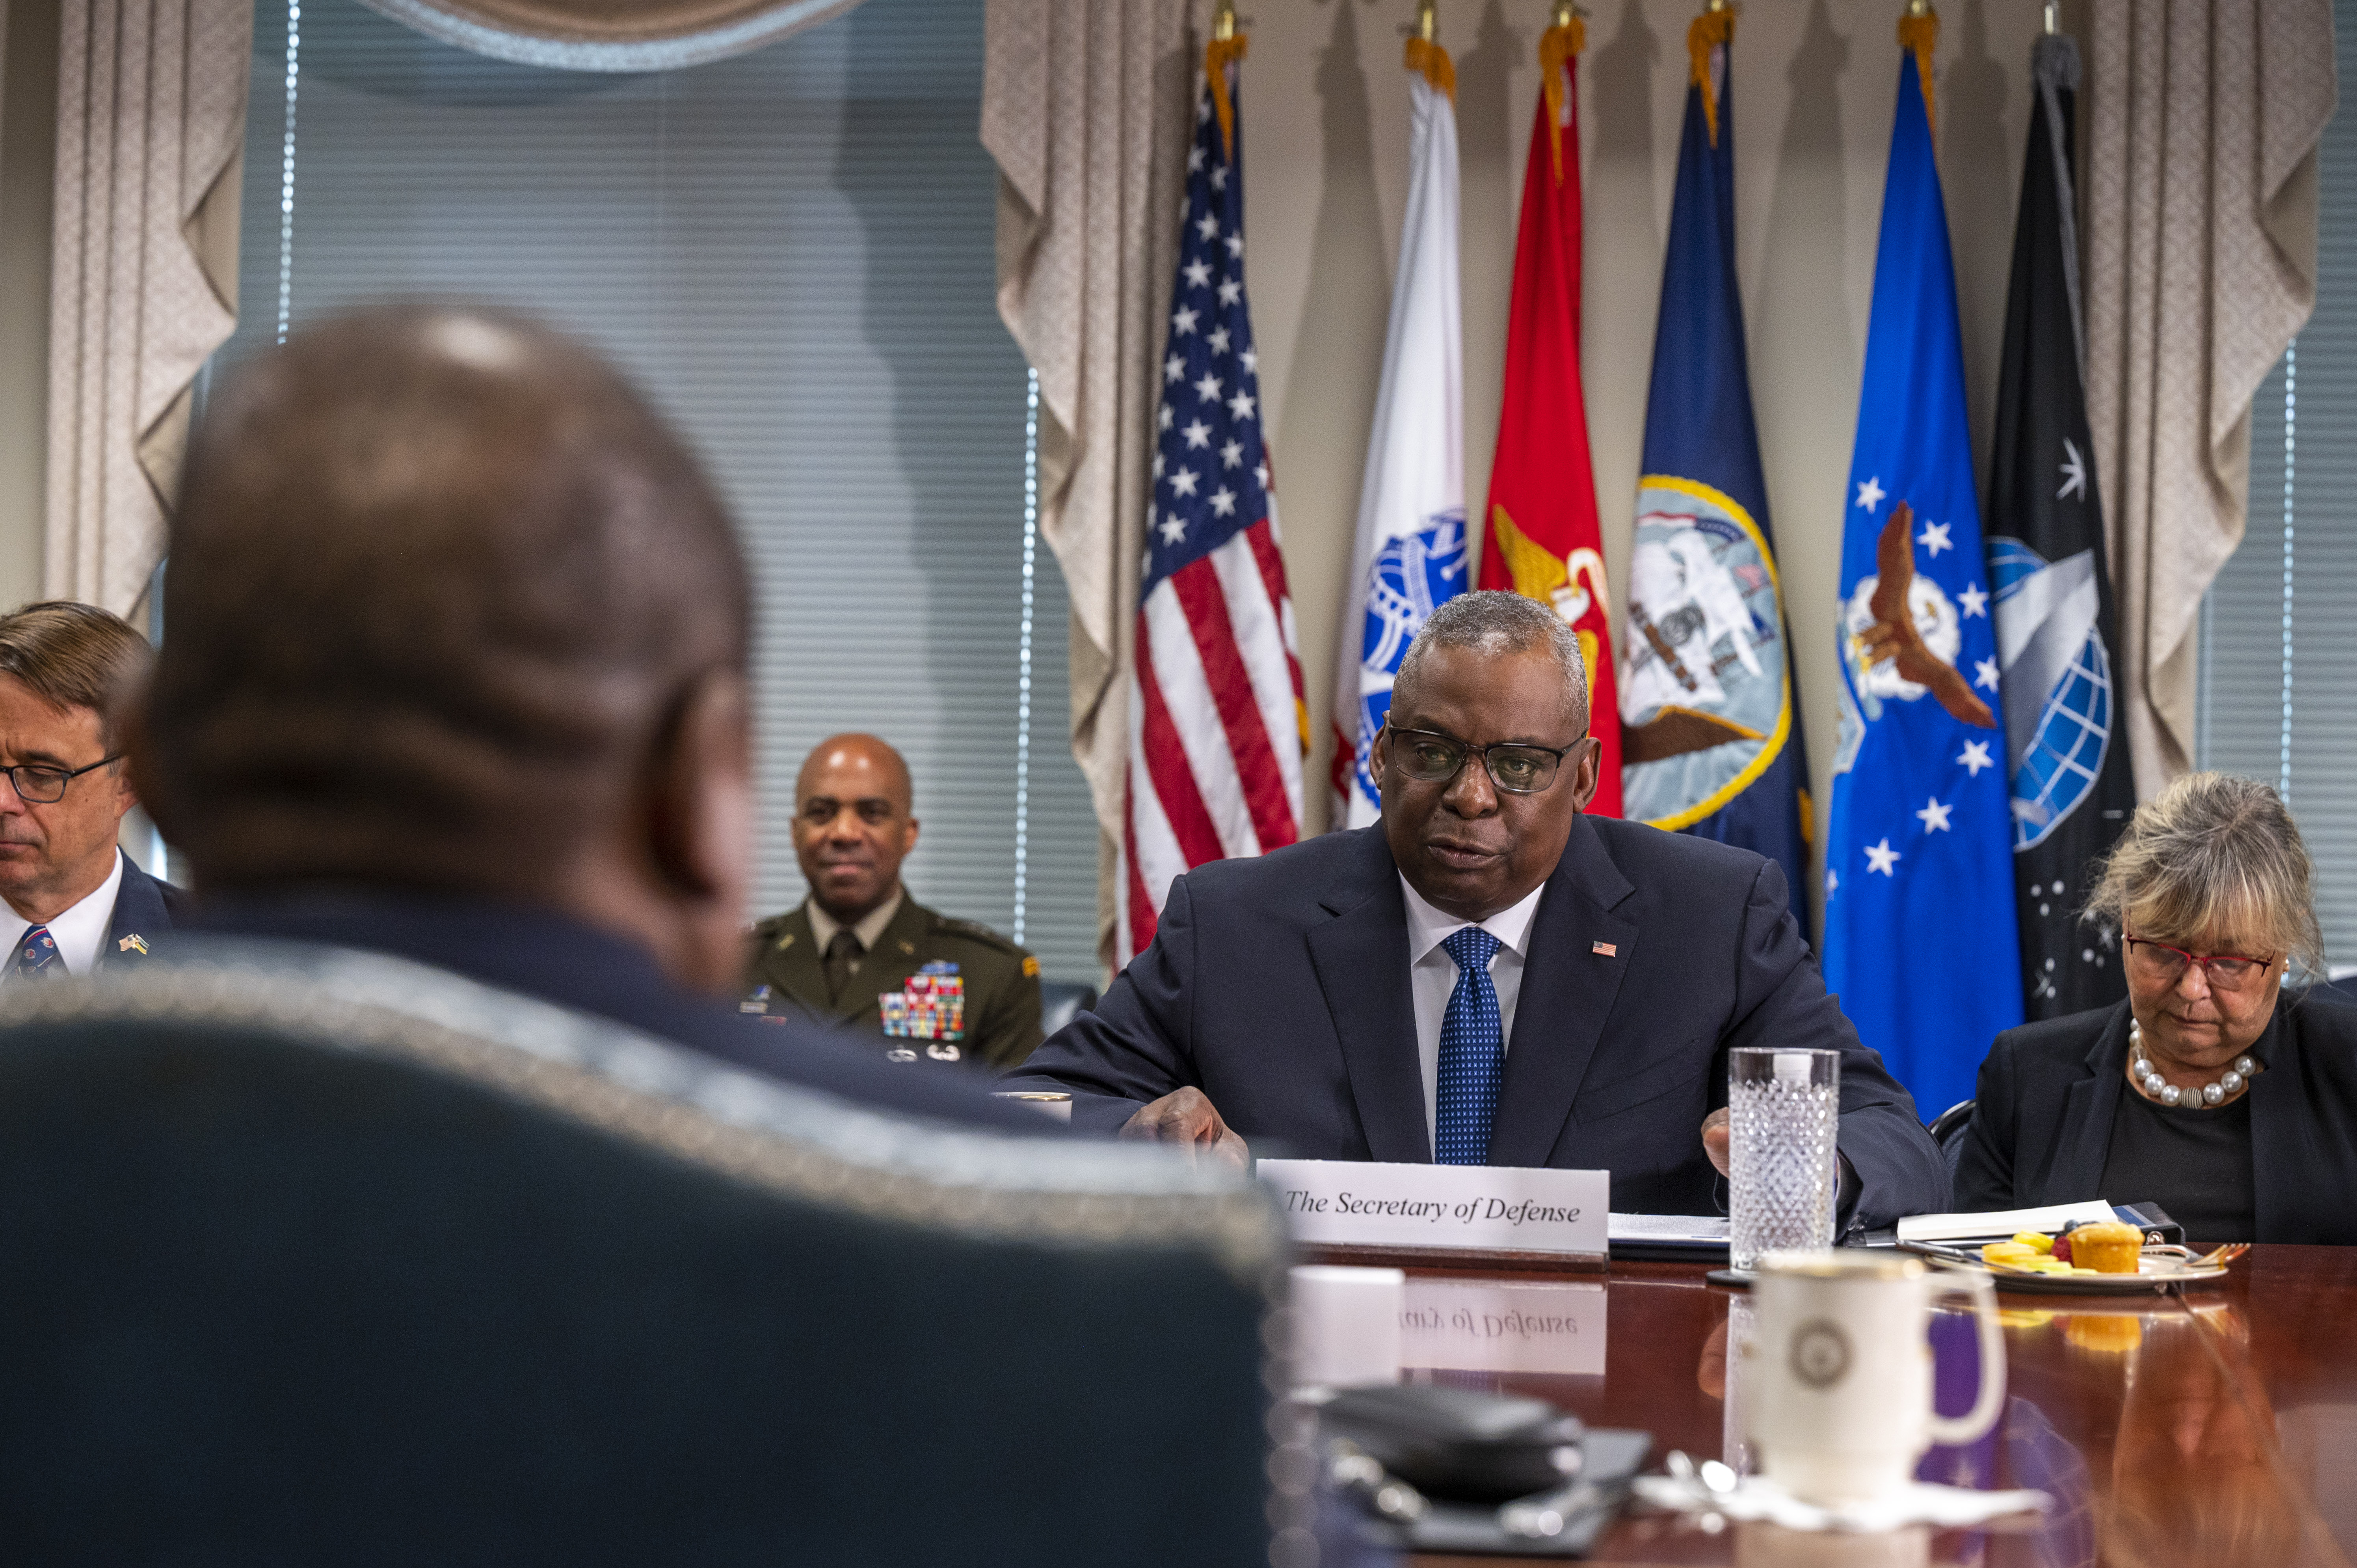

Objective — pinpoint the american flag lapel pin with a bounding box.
[1592,941,1617,957]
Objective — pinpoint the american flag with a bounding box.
[1119,60,1305,964]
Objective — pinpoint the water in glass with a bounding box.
[1728,1047,1840,1271]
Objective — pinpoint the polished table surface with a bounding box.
[1391,1245,2357,1568]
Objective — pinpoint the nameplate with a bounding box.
[1259,1159,1609,1267]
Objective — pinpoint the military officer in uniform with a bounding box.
[744,733,1043,1070]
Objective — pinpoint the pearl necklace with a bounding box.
[2128,1019,2256,1108]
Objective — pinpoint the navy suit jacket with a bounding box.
[1952,993,2357,1244]
[100,854,186,967]
[1008,819,1948,1225]
[172,891,1050,1136]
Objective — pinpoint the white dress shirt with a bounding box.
[1401,874,1546,1154]
[3,848,123,978]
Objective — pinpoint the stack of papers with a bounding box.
[1894,1200,2119,1244]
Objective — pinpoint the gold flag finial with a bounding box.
[1404,0,1454,100]
[1539,5,1587,184]
[1687,4,1736,148]
[1898,2,1938,130]
[1205,9,1247,158]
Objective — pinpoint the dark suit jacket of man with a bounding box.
[1952,993,2357,1244]
[100,854,186,967]
[1007,818,1948,1224]
[177,892,1053,1136]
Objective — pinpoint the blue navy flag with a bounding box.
[1824,41,2022,1116]
[1619,10,1809,904]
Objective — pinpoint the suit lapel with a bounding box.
[1304,830,1430,1164]
[2046,1004,2130,1202]
[1488,817,1637,1169]
[841,897,931,1029]
[757,908,833,1017]
[99,854,169,968]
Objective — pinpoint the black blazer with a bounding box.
[1952,993,2357,1244]
[1008,818,1948,1225]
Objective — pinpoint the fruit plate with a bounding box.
[1895,1240,2231,1293]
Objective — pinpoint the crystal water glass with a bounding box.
[1727,1047,1840,1272]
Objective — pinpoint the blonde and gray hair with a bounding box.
[2087,772,2324,978]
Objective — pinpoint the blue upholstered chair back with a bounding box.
[0,945,1283,1566]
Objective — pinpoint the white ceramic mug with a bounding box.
[1743,1251,2006,1505]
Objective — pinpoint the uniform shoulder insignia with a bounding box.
[933,915,1024,955]
[1021,954,1040,978]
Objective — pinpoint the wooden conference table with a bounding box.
[1394,1245,2357,1568]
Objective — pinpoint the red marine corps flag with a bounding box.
[1118,20,1306,963]
[1477,6,1621,815]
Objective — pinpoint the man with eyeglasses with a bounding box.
[0,602,182,980]
[1007,590,1947,1226]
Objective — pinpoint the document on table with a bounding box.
[1894,1199,2118,1243]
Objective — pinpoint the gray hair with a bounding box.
[1394,590,1591,733]
[2086,772,2325,979]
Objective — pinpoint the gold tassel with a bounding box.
[1898,7,1939,131]
[1538,20,1585,185]
[1687,7,1735,149]
[1205,34,1248,161]
[1405,35,1456,103]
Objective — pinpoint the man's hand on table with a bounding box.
[1701,1107,1732,1177]
[1120,1088,1251,1170]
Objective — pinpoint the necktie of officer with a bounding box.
[1435,926,1504,1165]
[10,924,60,982]
[822,929,863,1006]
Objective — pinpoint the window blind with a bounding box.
[218,0,1103,981]
[2198,0,2357,971]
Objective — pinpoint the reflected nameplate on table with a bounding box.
[1258,1159,1609,1269]
[1401,1278,1607,1375]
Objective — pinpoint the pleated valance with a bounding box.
[350,0,865,72]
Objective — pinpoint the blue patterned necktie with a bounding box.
[10,924,59,981]
[1435,926,1505,1165]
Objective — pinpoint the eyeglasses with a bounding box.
[1383,725,1581,795]
[0,754,121,805]
[2123,934,2278,992]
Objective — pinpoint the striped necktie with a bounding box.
[10,924,60,981]
[1435,926,1505,1165]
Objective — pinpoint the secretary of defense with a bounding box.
[1006,591,1948,1227]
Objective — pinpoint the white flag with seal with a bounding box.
[1328,37,1467,831]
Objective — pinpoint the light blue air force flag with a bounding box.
[1824,51,2023,1118]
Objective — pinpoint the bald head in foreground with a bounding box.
[1007,591,1950,1226]
[133,303,1032,1129]
[740,731,1043,1071]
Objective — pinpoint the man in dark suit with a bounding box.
[1008,591,1946,1224]
[125,305,1035,1133]
[0,602,181,978]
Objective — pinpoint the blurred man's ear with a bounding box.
[646,666,753,994]
[119,681,172,843]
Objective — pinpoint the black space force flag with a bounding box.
[1986,32,2136,1019]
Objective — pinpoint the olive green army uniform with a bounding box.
[741,892,1044,1071]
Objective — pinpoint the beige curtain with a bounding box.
[350,0,863,73]
[981,0,1195,962]
[2083,0,2337,795]
[47,0,251,620]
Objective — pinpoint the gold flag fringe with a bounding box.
[1404,35,1456,103]
[1538,19,1586,185]
[1205,34,1248,160]
[1898,9,1939,130]
[1687,7,1734,148]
